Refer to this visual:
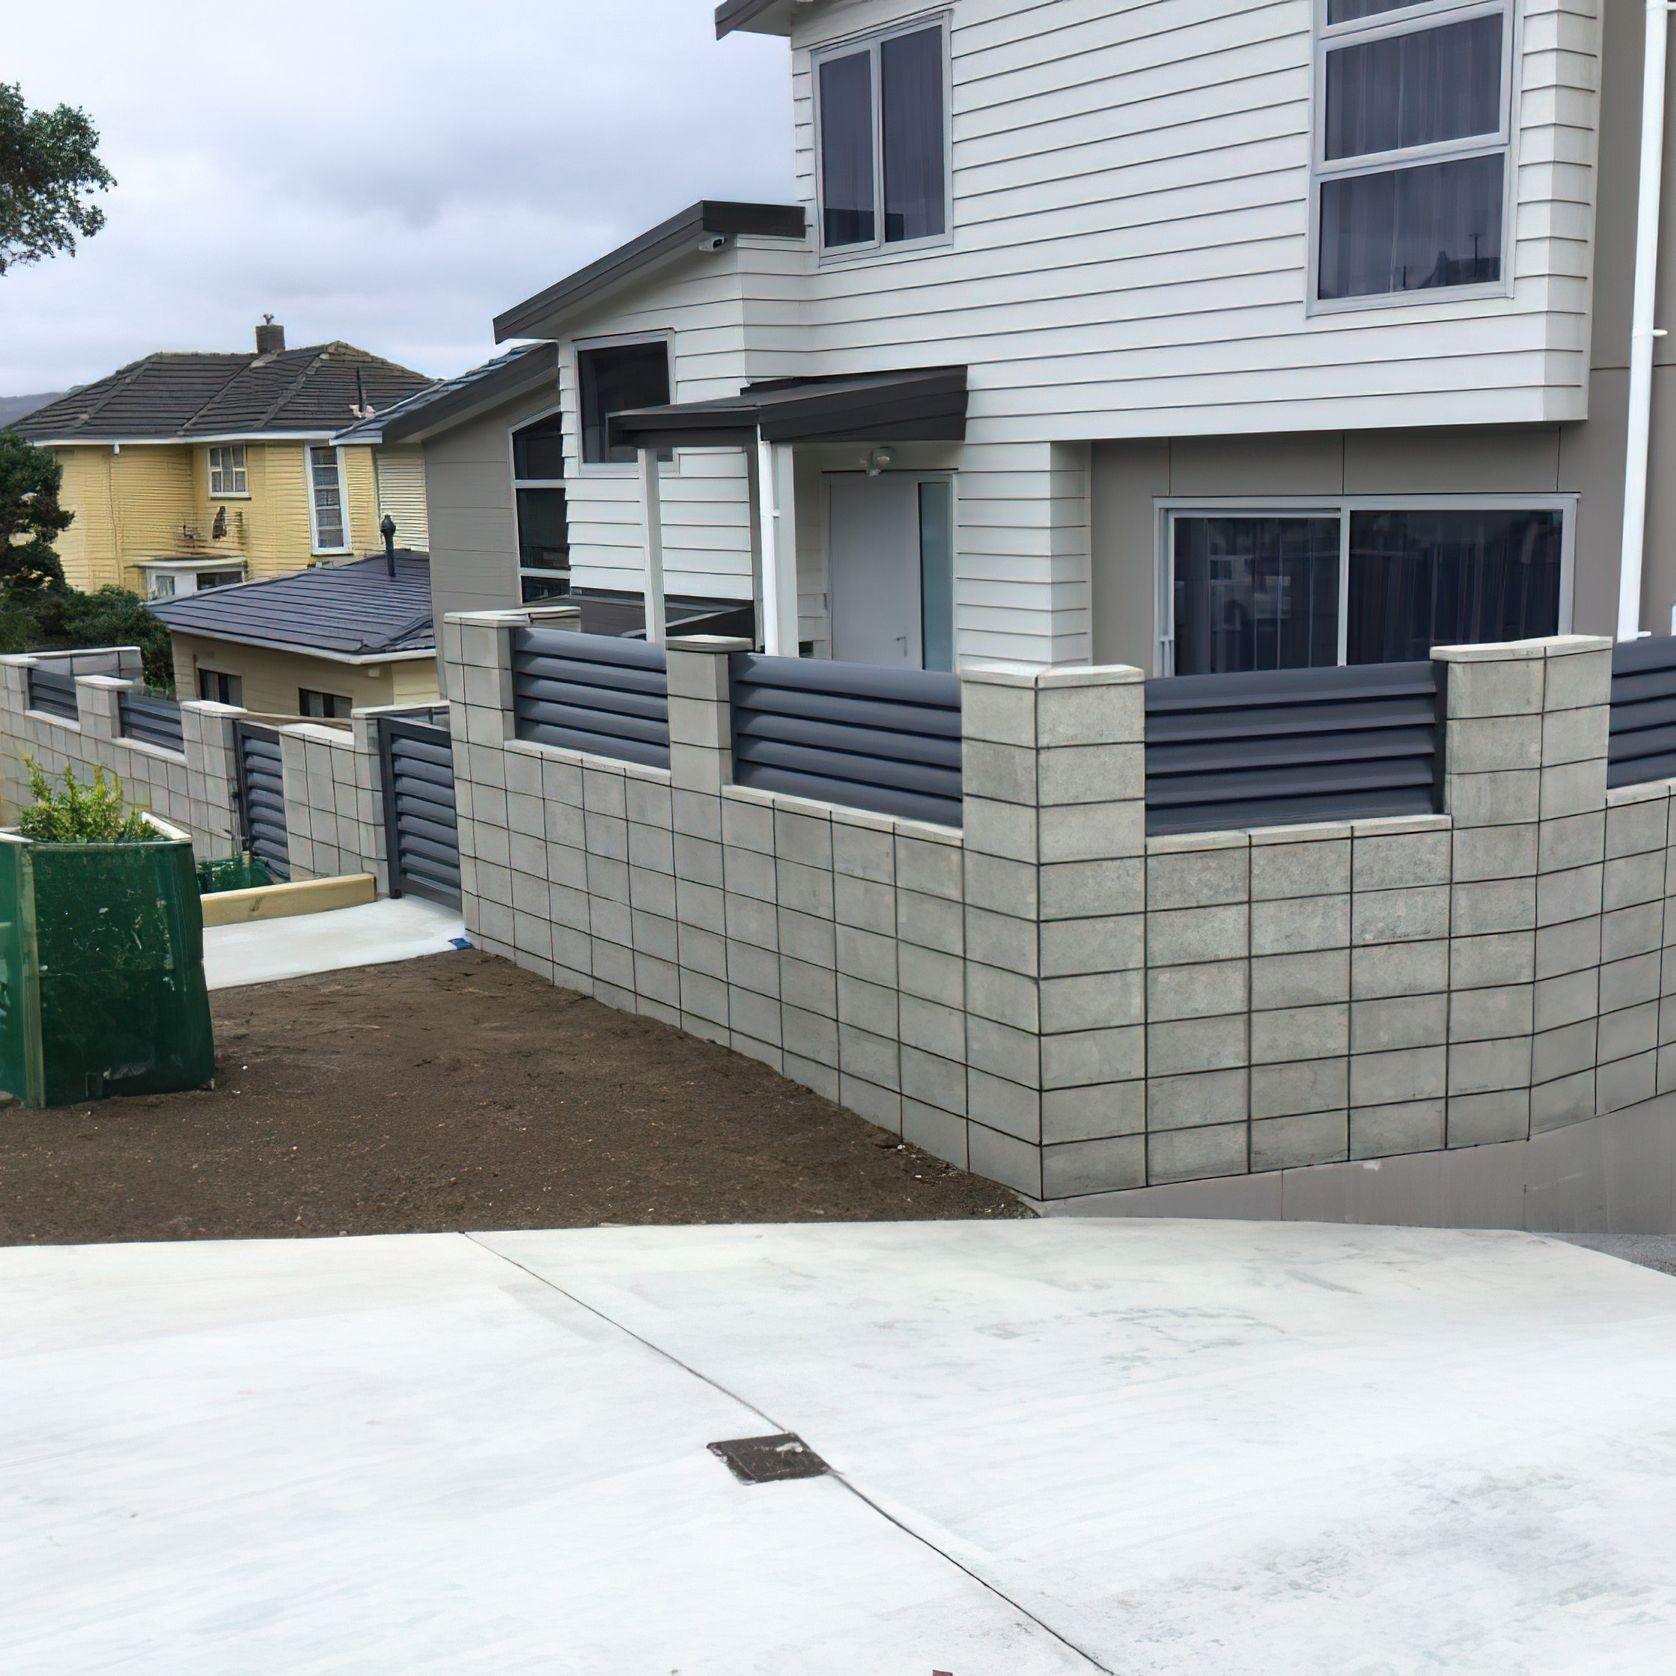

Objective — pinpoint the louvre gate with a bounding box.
[234,723,290,878]
[378,716,460,907]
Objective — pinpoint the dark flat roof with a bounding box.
[715,0,790,37]
[334,344,558,446]
[607,366,969,452]
[152,554,434,659]
[493,201,805,342]
[15,345,431,444]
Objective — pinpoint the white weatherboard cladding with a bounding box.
[782,0,1600,437]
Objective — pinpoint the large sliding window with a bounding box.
[1314,0,1513,305]
[1163,501,1567,676]
[511,412,570,603]
[815,17,949,255]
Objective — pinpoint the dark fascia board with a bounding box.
[377,343,560,445]
[493,201,806,342]
[715,0,791,37]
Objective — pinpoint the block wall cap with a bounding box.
[1542,635,1614,657]
[1249,820,1356,845]
[1349,813,1454,836]
[1146,829,1251,853]
[831,805,896,834]
[74,674,129,689]
[668,635,753,652]
[1036,664,1146,688]
[1432,641,1549,662]
[721,784,780,809]
[1605,781,1674,807]
[893,815,963,844]
[959,663,1038,688]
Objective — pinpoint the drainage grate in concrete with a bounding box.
[707,1432,829,1485]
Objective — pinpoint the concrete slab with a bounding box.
[203,895,465,990]
[4,1222,1676,1673]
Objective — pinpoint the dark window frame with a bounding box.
[575,338,673,468]
[197,667,243,707]
[511,408,571,600]
[298,688,352,720]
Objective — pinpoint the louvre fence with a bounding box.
[118,691,185,753]
[1608,634,1676,790]
[26,666,78,722]
[728,653,963,828]
[1144,660,1445,835]
[512,626,670,769]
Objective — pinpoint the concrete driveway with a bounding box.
[4,1221,1675,1674]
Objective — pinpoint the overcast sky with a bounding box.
[0,2,792,395]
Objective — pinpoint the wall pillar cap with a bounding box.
[1036,663,1145,688]
[668,635,753,653]
[1432,636,1604,662]
[179,699,245,717]
[74,673,130,689]
[959,662,1037,688]
[444,609,530,628]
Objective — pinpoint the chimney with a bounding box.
[254,314,285,356]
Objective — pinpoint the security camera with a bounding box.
[698,233,729,253]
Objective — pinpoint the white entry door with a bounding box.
[827,473,955,669]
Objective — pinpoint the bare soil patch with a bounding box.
[0,950,1025,1245]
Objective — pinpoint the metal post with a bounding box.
[639,447,667,645]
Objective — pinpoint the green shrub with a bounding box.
[17,758,152,843]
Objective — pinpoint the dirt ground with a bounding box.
[0,951,1026,1245]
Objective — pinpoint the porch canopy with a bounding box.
[607,367,968,654]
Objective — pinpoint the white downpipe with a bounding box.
[1619,0,1675,642]
[756,435,799,657]
[638,447,666,646]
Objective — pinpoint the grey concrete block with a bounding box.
[1250,838,1350,902]
[584,812,629,863]
[901,1046,966,1117]
[1041,1024,1144,1090]
[1038,858,1141,921]
[674,834,724,889]
[1447,1036,1532,1097]
[582,767,627,820]
[967,1069,1041,1141]
[1541,703,1609,767]
[1534,966,1598,1033]
[1446,768,1540,828]
[1252,1109,1348,1173]
[1540,759,1607,823]
[1353,885,1450,945]
[727,938,781,998]
[631,907,679,962]
[965,796,1039,863]
[722,797,775,854]
[780,955,836,1019]
[1146,846,1249,911]
[1251,895,1347,956]
[1350,1044,1446,1106]
[1538,810,1604,873]
[1543,644,1611,711]
[895,833,963,900]
[727,985,782,1047]
[1041,1080,1145,1144]
[1043,1133,1145,1197]
[779,907,836,967]
[1147,1123,1249,1187]
[1531,1069,1595,1134]
[1151,902,1250,966]
[1533,1019,1598,1085]
[777,859,835,918]
[901,1100,968,1170]
[628,821,676,875]
[1604,849,1665,913]
[1599,1000,1658,1065]
[836,923,897,987]
[1602,903,1663,963]
[961,679,1037,747]
[1148,1013,1248,1077]
[1448,714,1540,774]
[832,819,896,882]
[1251,1057,1347,1120]
[965,853,1039,917]
[1601,951,1661,1015]
[1250,949,1350,1010]
[1351,938,1451,999]
[724,891,778,950]
[835,873,895,936]
[899,993,965,1061]
[1145,1067,1253,1131]
[1444,655,1543,720]
[1353,830,1452,891]
[966,905,1040,976]
[1350,1098,1446,1159]
[782,1005,838,1068]
[629,865,676,920]
[1597,1049,1656,1114]
[1605,794,1670,858]
[967,961,1039,1031]
[676,877,726,934]
[1252,1003,1349,1064]
[839,1023,900,1092]
[1039,914,1144,978]
[1536,862,1603,928]
[968,1123,1043,1197]
[1447,1087,1530,1148]
[967,1016,1041,1085]
[1451,877,1536,938]
[898,942,964,1008]
[774,808,832,869]
[678,923,728,982]
[1038,742,1143,806]
[1040,971,1143,1034]
[839,1072,902,1133]
[1036,680,1142,748]
[837,973,898,1038]
[1534,915,1601,980]
[725,845,777,903]
[963,739,1037,806]
[1147,959,1249,1022]
[1449,983,1535,1043]
[1349,993,1448,1054]
[672,788,722,842]
[1038,801,1144,864]
[898,888,965,954]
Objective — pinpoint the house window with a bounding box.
[208,445,248,496]
[150,573,178,600]
[196,569,243,592]
[197,668,243,706]
[512,412,570,602]
[578,341,671,465]
[308,445,349,551]
[1314,0,1511,304]
[815,18,948,254]
[298,688,351,720]
[1164,502,1567,676]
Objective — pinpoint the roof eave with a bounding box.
[159,623,437,664]
[715,0,793,38]
[352,343,561,446]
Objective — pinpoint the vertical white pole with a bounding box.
[639,446,666,645]
[772,441,800,658]
[756,433,788,656]
[1619,0,1672,642]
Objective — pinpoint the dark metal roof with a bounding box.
[715,0,791,37]
[493,201,806,342]
[13,344,431,443]
[334,344,558,446]
[607,366,969,452]
[151,554,435,658]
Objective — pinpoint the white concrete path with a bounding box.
[4,1221,1675,1674]
[203,895,465,990]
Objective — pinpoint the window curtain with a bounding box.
[819,52,875,246]
[882,27,945,243]
[1172,518,1341,676]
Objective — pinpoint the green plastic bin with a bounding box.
[0,833,215,1107]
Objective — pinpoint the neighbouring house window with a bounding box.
[308,445,348,551]
[207,445,248,496]
[577,341,671,465]
[512,412,570,602]
[1165,503,1566,676]
[816,18,948,253]
[298,688,351,720]
[150,574,178,600]
[1314,0,1511,303]
[197,668,243,706]
[196,569,243,591]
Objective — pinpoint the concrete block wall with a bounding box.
[278,721,383,882]
[445,613,1676,1217]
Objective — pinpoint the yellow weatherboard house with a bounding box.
[11,320,432,600]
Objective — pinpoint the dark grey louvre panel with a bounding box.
[1145,661,1443,835]
[729,653,962,828]
[512,626,670,769]
[378,715,460,907]
[235,723,290,878]
[119,691,185,753]
[27,666,77,721]
[1608,635,1676,789]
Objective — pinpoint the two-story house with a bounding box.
[372,1,1676,686]
[14,322,432,604]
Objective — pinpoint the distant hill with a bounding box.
[0,393,64,428]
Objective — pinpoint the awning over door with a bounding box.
[606,366,968,454]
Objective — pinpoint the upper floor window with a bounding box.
[308,445,348,552]
[578,339,671,465]
[1314,0,1512,305]
[815,17,948,255]
[512,412,570,603]
[208,445,247,496]
[298,688,351,720]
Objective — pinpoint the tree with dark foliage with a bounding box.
[0,427,68,593]
[0,82,114,274]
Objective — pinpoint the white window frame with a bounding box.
[306,443,351,555]
[207,444,248,498]
[507,402,571,600]
[572,330,676,478]
[1308,0,1519,314]
[1152,493,1576,676]
[811,10,954,264]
